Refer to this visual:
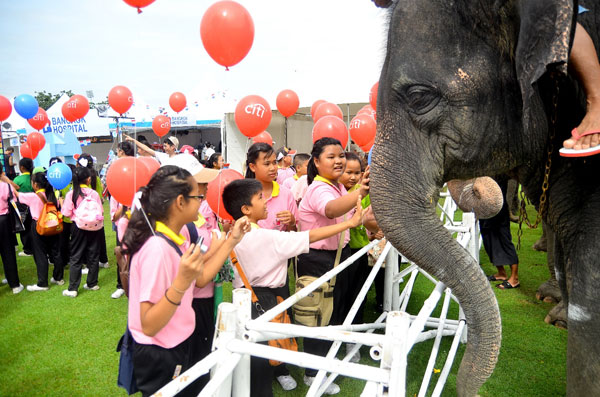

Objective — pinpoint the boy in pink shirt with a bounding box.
[222,178,363,397]
[275,147,296,185]
[282,153,310,192]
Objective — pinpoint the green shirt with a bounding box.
[13,173,33,193]
[348,184,371,249]
[94,176,104,199]
[59,183,73,223]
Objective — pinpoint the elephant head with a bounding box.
[370,0,575,395]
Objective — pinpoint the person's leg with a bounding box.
[67,226,86,291]
[48,234,65,282]
[563,23,600,151]
[19,209,33,255]
[189,297,215,391]
[85,230,100,288]
[97,226,109,266]
[29,222,50,288]
[0,215,20,289]
[58,222,72,267]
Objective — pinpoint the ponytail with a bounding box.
[245,142,273,179]
[31,172,57,206]
[71,167,92,208]
[79,153,98,190]
[307,137,342,185]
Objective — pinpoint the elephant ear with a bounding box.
[515,0,576,116]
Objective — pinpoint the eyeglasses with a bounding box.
[187,195,205,200]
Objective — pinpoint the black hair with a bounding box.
[118,141,135,157]
[31,172,57,206]
[71,166,92,208]
[6,147,14,153]
[293,153,310,168]
[245,142,274,179]
[122,165,194,257]
[222,179,262,220]
[307,137,343,185]
[206,152,222,169]
[138,135,149,145]
[19,158,34,173]
[78,153,98,191]
[345,151,365,172]
[49,157,63,167]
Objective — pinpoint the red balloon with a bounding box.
[369,82,378,110]
[276,89,299,118]
[0,95,12,121]
[67,95,90,120]
[73,153,81,160]
[20,142,34,159]
[62,102,77,123]
[169,92,187,113]
[349,114,376,147]
[152,115,171,137]
[27,108,49,131]
[108,85,133,115]
[138,156,160,176]
[206,169,244,221]
[200,1,254,69]
[27,132,46,153]
[357,104,376,120]
[314,102,343,123]
[252,131,273,146]
[106,157,152,206]
[122,0,155,13]
[310,99,326,120]
[234,95,272,138]
[312,115,348,148]
[361,138,374,153]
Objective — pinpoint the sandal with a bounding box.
[487,275,506,282]
[559,128,600,157]
[496,280,520,290]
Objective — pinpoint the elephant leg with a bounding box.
[536,222,561,303]
[544,235,569,329]
[506,178,520,222]
[532,220,548,252]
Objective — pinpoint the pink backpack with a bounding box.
[74,194,104,231]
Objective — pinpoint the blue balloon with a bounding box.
[368,146,373,166]
[47,163,72,190]
[14,94,39,119]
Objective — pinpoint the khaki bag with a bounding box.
[36,192,63,236]
[293,226,345,327]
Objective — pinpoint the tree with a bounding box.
[34,90,74,110]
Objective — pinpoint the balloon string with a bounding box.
[137,8,142,14]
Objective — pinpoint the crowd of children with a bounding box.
[0,137,381,396]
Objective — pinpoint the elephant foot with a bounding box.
[536,279,562,303]
[544,300,568,329]
[532,236,547,252]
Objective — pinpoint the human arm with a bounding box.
[1,174,19,191]
[195,216,251,287]
[124,134,156,156]
[323,168,369,219]
[276,210,296,231]
[309,195,363,243]
[139,244,205,337]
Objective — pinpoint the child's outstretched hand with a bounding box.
[203,230,226,261]
[348,195,364,228]
[360,166,370,198]
[229,216,251,243]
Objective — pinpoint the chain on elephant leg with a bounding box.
[536,222,561,304]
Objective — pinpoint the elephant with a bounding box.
[369,0,599,396]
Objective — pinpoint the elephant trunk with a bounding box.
[370,147,501,396]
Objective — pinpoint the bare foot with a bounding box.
[563,99,600,150]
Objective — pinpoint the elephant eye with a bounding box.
[403,84,440,115]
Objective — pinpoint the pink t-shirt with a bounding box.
[298,179,351,250]
[233,227,310,288]
[282,175,298,191]
[116,217,129,242]
[61,187,103,219]
[109,196,120,220]
[291,175,308,202]
[258,182,298,231]
[0,182,17,215]
[17,192,46,220]
[199,200,218,231]
[128,235,195,348]
[276,167,295,185]
[181,223,214,299]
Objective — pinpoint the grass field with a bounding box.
[0,201,566,396]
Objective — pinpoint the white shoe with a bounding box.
[63,289,78,298]
[50,277,65,286]
[18,251,32,257]
[27,284,49,292]
[346,343,361,363]
[277,375,297,391]
[111,288,125,299]
[99,262,109,269]
[2,278,7,285]
[82,268,89,275]
[12,284,24,294]
[303,375,340,395]
[83,284,100,291]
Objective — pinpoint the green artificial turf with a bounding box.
[0,201,566,396]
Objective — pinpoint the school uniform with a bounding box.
[234,224,310,397]
[276,167,295,186]
[0,182,20,288]
[258,181,298,231]
[61,186,102,291]
[58,184,73,268]
[13,172,33,254]
[199,200,218,231]
[290,175,308,203]
[93,176,109,265]
[282,173,300,192]
[297,176,352,376]
[110,196,127,290]
[128,222,202,397]
[18,190,65,287]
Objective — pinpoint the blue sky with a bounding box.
[0,0,388,115]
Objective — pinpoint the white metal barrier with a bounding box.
[152,193,480,397]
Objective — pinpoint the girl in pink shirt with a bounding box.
[120,165,249,396]
[13,171,66,292]
[0,170,22,293]
[61,167,103,297]
[296,137,370,385]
